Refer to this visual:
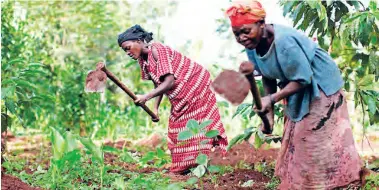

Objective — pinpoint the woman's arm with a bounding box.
[153,82,163,115]
[154,94,163,114]
[271,81,304,103]
[260,77,277,123]
[257,81,305,114]
[134,74,175,105]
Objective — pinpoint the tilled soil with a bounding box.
[210,142,279,166]
[1,174,41,190]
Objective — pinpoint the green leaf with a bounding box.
[293,3,306,26]
[14,79,37,90]
[21,69,48,77]
[371,35,377,45]
[1,79,15,87]
[282,1,296,16]
[61,150,81,164]
[243,127,257,141]
[1,113,11,133]
[167,183,182,190]
[358,74,375,87]
[199,120,213,130]
[249,110,256,119]
[373,12,379,20]
[121,152,135,163]
[140,151,155,163]
[227,134,245,151]
[205,129,219,138]
[177,130,193,141]
[156,148,166,158]
[319,4,328,29]
[218,101,230,108]
[1,88,9,99]
[1,87,15,99]
[51,127,66,160]
[3,58,24,70]
[79,137,103,162]
[368,97,377,114]
[192,165,206,178]
[232,103,252,119]
[196,153,208,165]
[369,0,377,10]
[346,1,362,10]
[114,177,127,189]
[344,13,362,24]
[186,177,198,185]
[306,0,318,9]
[360,81,379,91]
[208,165,220,173]
[186,119,199,133]
[253,132,264,149]
[5,100,16,114]
[27,62,45,68]
[344,81,351,91]
[103,146,121,154]
[65,132,78,152]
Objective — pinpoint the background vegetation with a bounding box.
[1,0,378,189]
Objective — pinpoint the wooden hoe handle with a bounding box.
[101,66,159,122]
[240,62,272,134]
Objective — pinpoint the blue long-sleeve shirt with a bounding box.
[246,24,344,122]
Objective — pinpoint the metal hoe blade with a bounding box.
[211,70,251,105]
[85,69,107,93]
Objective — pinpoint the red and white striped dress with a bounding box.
[138,42,228,173]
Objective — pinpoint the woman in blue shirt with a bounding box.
[226,0,362,189]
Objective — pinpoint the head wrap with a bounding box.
[226,0,266,27]
[118,25,153,47]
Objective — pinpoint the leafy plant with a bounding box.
[364,173,379,190]
[140,148,171,168]
[177,119,221,189]
[227,121,282,151]
[265,177,281,190]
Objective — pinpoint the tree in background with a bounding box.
[1,1,177,140]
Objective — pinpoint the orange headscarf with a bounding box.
[226,0,266,27]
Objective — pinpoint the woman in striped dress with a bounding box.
[117,25,228,174]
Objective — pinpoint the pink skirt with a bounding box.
[275,90,362,189]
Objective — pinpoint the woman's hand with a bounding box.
[253,95,272,116]
[253,95,275,134]
[239,61,255,74]
[134,94,151,106]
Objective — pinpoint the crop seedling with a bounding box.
[177,119,221,189]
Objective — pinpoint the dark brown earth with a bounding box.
[1,174,41,190]
[7,135,377,190]
[203,169,271,190]
[210,142,278,166]
[166,142,279,189]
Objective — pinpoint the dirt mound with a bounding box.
[210,141,279,166]
[1,174,41,190]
